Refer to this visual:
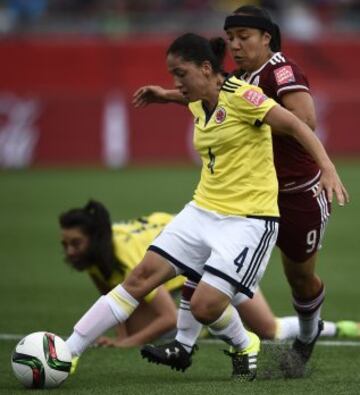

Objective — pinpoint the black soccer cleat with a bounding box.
[223,350,258,381]
[223,332,260,381]
[292,319,324,364]
[140,340,197,372]
[280,319,324,378]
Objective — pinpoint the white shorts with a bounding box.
[231,288,256,305]
[149,202,278,299]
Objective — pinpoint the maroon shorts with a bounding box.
[276,187,331,263]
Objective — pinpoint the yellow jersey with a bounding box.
[190,76,279,217]
[87,212,185,301]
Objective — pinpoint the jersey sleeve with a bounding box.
[233,85,278,126]
[270,60,310,98]
[146,212,174,226]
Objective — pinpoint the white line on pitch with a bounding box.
[2,333,360,347]
[200,338,360,347]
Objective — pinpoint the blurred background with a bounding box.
[0,0,359,167]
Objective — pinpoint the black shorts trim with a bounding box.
[148,245,202,283]
[203,265,253,298]
[242,220,276,289]
[246,215,279,222]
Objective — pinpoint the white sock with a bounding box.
[66,296,118,357]
[175,298,203,353]
[66,286,138,357]
[208,304,250,351]
[321,321,337,337]
[66,332,92,357]
[106,285,139,321]
[298,311,322,343]
[275,316,336,340]
[293,285,325,343]
[275,316,300,340]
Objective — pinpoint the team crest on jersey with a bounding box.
[274,65,295,85]
[214,107,226,124]
[242,89,267,107]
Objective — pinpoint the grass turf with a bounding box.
[3,341,360,394]
[1,160,360,394]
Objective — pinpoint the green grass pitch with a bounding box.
[1,160,360,394]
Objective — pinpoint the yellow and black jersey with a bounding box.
[87,212,185,301]
[189,76,279,217]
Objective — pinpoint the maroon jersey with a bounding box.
[239,52,319,192]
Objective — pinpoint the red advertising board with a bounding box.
[0,36,359,167]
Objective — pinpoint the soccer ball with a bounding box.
[11,331,72,389]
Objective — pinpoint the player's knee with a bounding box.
[190,304,212,324]
[190,299,218,325]
[123,260,156,292]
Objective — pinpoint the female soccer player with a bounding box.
[59,200,183,348]
[133,6,350,376]
[60,199,358,353]
[60,199,358,351]
[66,32,347,381]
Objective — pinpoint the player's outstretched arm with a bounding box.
[133,85,187,108]
[264,105,350,206]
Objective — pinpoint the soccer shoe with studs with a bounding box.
[280,319,324,378]
[292,319,324,364]
[70,356,80,375]
[140,340,197,372]
[223,331,260,381]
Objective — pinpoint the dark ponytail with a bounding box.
[167,33,226,74]
[83,200,112,242]
[209,37,227,65]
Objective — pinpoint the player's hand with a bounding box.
[95,336,118,347]
[96,336,131,348]
[132,85,170,108]
[315,165,350,206]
